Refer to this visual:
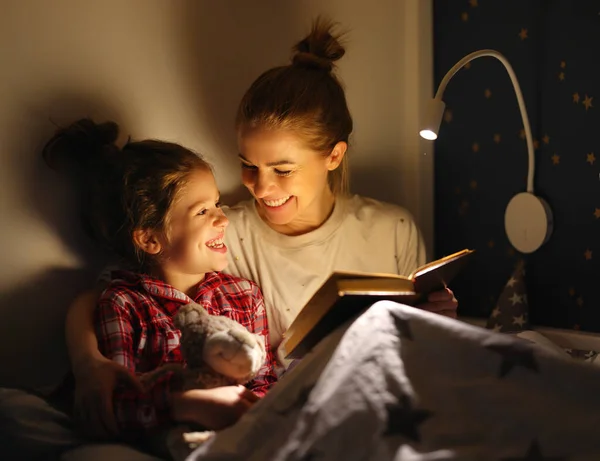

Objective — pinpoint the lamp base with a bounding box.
[504,192,553,254]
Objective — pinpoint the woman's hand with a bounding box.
[417,287,458,319]
[72,356,143,438]
[171,385,260,431]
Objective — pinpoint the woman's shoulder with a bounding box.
[344,194,417,225]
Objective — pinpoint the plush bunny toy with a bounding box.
[142,302,267,460]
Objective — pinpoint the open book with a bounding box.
[281,249,475,359]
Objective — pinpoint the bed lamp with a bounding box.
[420,49,553,254]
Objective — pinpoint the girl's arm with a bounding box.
[95,288,257,438]
[171,385,260,430]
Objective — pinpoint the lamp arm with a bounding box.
[436,49,534,193]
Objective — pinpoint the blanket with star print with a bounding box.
[185,300,600,461]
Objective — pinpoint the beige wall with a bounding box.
[0,0,433,389]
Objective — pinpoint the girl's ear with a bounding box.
[132,229,162,255]
[326,141,347,171]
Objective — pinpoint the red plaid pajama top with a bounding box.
[94,270,277,436]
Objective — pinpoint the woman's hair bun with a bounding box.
[291,16,345,72]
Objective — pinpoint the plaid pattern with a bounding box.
[95,270,277,436]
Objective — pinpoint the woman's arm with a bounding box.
[66,289,104,372]
[67,287,141,438]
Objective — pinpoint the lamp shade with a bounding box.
[419,98,446,141]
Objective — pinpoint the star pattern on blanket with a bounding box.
[393,315,414,340]
[384,394,433,442]
[501,439,567,460]
[483,338,539,378]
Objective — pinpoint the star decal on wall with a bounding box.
[586,152,595,165]
[384,395,433,442]
[542,134,550,144]
[560,60,566,69]
[484,88,492,98]
[461,12,469,22]
[583,94,593,110]
[584,249,593,260]
[484,338,539,378]
[551,154,560,165]
[469,0,478,7]
[594,208,600,219]
[501,439,566,460]
[558,71,565,81]
[472,142,480,152]
[518,28,528,40]
[573,92,580,103]
[494,133,501,143]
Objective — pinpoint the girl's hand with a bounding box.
[416,287,458,319]
[73,356,143,438]
[172,385,260,430]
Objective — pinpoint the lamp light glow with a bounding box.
[419,130,437,140]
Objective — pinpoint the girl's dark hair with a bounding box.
[42,118,211,269]
[235,16,352,195]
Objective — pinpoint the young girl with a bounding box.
[42,118,278,442]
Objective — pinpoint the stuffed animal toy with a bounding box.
[141,302,267,460]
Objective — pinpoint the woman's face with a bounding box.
[237,128,344,234]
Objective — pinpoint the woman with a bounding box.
[67,16,457,439]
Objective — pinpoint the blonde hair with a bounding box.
[236,17,352,195]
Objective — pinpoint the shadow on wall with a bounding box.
[0,93,130,390]
[176,2,311,206]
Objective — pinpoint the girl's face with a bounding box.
[156,168,229,278]
[237,128,344,235]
